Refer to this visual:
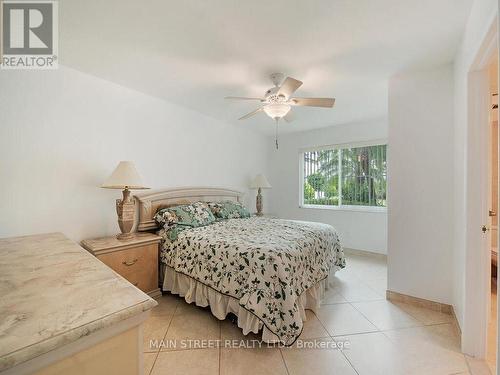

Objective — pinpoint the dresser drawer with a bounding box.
[96,243,158,294]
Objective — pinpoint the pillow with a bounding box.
[207,200,251,220]
[154,201,215,240]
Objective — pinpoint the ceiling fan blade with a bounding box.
[238,107,263,120]
[277,77,303,98]
[284,111,295,123]
[225,96,265,101]
[290,97,335,108]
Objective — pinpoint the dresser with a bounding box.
[81,233,162,299]
[0,233,156,375]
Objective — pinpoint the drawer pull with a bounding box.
[122,259,138,266]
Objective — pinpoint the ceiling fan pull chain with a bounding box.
[275,118,279,150]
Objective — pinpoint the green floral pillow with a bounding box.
[154,201,216,240]
[207,201,251,220]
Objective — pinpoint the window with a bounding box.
[301,143,387,209]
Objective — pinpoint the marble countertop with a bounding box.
[0,233,157,372]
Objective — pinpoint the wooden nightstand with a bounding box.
[81,232,162,299]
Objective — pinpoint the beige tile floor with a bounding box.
[143,253,492,375]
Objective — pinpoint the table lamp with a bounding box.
[250,174,272,216]
[101,161,149,240]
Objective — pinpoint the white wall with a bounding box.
[0,66,269,242]
[452,0,497,336]
[267,119,388,254]
[387,65,455,304]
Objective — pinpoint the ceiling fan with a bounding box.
[225,73,335,149]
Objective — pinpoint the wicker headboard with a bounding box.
[133,187,244,231]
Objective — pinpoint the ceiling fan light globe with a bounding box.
[263,103,291,119]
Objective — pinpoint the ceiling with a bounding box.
[59,0,472,135]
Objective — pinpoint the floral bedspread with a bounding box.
[159,217,345,345]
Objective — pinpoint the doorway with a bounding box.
[462,16,499,364]
[487,57,498,373]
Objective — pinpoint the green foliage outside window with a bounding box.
[303,144,387,208]
[307,173,326,193]
[304,181,315,200]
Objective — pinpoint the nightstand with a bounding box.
[81,232,162,299]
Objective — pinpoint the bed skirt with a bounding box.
[161,264,332,343]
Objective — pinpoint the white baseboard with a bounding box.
[343,247,387,259]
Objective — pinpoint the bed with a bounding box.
[134,187,345,346]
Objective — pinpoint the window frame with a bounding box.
[298,139,388,213]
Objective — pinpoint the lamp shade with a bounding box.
[250,174,272,189]
[263,103,291,119]
[101,161,149,189]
